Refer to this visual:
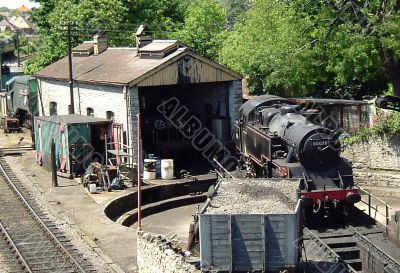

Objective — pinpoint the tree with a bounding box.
[321,0,400,96]
[221,0,252,29]
[174,0,227,60]
[220,0,397,99]
[25,0,188,74]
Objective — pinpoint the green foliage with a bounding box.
[0,31,13,39]
[220,0,317,96]
[220,0,399,98]
[345,112,400,144]
[25,0,187,74]
[174,0,226,59]
[18,35,39,56]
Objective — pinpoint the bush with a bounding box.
[345,111,400,144]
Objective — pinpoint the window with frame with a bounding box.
[106,111,115,121]
[87,107,94,117]
[49,102,57,115]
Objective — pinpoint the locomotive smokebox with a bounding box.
[269,112,341,172]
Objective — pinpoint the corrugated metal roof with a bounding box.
[36,114,110,125]
[35,43,242,87]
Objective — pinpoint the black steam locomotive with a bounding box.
[235,95,361,215]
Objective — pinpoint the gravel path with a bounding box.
[206,178,299,214]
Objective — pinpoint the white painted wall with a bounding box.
[38,79,128,131]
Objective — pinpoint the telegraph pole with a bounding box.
[16,28,20,67]
[67,23,75,114]
[0,45,2,91]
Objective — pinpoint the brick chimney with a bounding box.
[93,34,107,55]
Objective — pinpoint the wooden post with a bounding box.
[51,139,58,187]
[137,113,142,229]
[386,205,390,226]
[368,193,371,217]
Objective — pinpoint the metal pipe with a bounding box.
[137,112,142,229]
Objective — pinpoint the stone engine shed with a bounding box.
[35,34,242,171]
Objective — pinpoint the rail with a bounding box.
[304,227,358,273]
[0,221,32,273]
[212,158,235,179]
[356,186,392,225]
[0,158,87,273]
[349,225,400,272]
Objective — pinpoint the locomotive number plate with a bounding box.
[311,140,329,147]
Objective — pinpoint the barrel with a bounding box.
[89,183,97,193]
[161,159,174,180]
[149,155,162,177]
[143,159,157,180]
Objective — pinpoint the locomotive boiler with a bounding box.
[235,95,361,215]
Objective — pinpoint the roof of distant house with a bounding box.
[0,19,15,28]
[17,5,31,13]
[8,16,33,30]
[35,41,242,87]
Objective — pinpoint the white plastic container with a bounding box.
[143,159,157,180]
[89,183,97,193]
[161,159,174,180]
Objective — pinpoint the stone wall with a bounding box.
[342,136,400,187]
[388,211,400,248]
[137,231,200,273]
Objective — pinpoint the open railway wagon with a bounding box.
[198,178,302,272]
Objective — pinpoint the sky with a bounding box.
[0,0,40,9]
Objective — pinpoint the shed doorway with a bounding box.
[139,83,231,175]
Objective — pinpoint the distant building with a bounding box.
[0,19,15,32]
[6,16,35,34]
[17,5,31,14]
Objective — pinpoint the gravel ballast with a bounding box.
[206,178,299,214]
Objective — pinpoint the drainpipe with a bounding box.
[123,86,131,164]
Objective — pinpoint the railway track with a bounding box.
[0,147,34,156]
[305,208,400,273]
[0,227,27,273]
[0,155,94,273]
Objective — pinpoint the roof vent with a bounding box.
[136,25,153,48]
[72,41,94,57]
[138,40,179,59]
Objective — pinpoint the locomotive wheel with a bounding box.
[22,118,32,129]
[245,158,256,178]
